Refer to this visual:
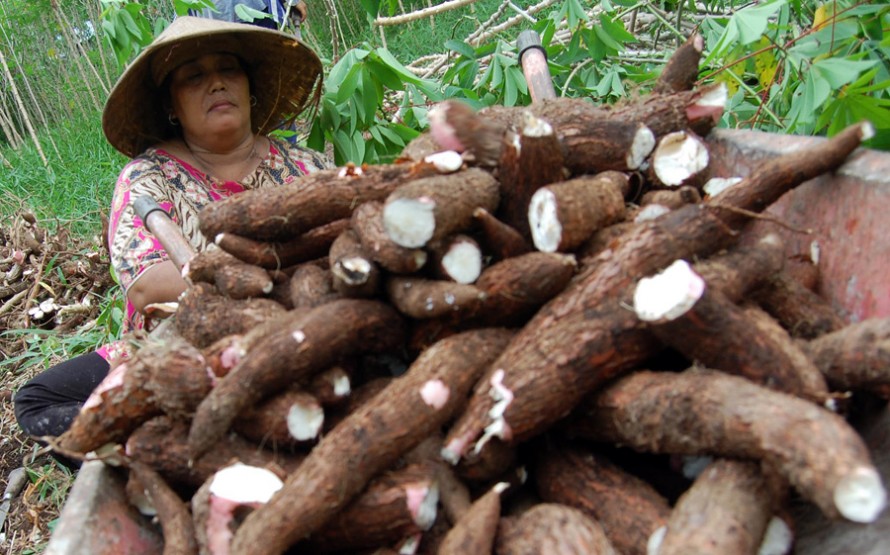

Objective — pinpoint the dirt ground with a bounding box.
[1,212,113,553]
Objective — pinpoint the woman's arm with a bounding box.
[126,260,188,315]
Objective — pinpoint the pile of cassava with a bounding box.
[52,35,889,555]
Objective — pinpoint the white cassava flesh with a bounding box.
[652,131,709,186]
[627,125,656,170]
[287,400,325,441]
[757,516,793,555]
[529,188,561,253]
[703,176,742,197]
[833,466,886,523]
[635,204,671,223]
[383,198,436,248]
[333,257,373,285]
[424,150,463,173]
[634,259,706,322]
[441,240,482,284]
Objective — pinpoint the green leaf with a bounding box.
[117,9,142,39]
[366,59,405,91]
[358,0,381,18]
[445,39,476,59]
[811,58,878,89]
[377,124,406,147]
[336,64,363,104]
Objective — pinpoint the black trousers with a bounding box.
[14,351,110,439]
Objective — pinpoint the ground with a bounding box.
[1,212,113,553]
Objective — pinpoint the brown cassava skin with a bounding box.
[645,285,830,404]
[692,233,786,303]
[183,247,241,283]
[143,338,214,420]
[640,185,702,210]
[453,437,517,484]
[656,459,776,555]
[497,121,566,239]
[351,200,428,274]
[214,218,349,268]
[233,389,323,450]
[751,270,846,339]
[198,161,446,241]
[568,368,877,521]
[213,262,273,299]
[189,299,405,460]
[383,167,500,247]
[403,435,472,524]
[535,442,671,555]
[329,228,381,297]
[128,461,199,555]
[605,84,726,139]
[473,207,532,262]
[307,365,353,407]
[575,221,635,266]
[386,276,486,320]
[802,318,890,393]
[229,328,515,555]
[126,416,301,490]
[495,503,619,555]
[298,462,438,552]
[472,252,577,326]
[441,123,869,463]
[438,484,504,555]
[653,33,704,94]
[174,282,287,348]
[288,263,341,308]
[433,99,507,167]
[533,172,628,252]
[57,348,162,453]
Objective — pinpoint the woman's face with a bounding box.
[168,53,251,142]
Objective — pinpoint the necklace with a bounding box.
[184,136,260,182]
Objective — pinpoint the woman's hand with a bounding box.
[127,260,188,315]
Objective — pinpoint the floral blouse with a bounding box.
[97,137,331,361]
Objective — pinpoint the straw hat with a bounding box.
[102,16,323,158]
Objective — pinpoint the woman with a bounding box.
[14,16,332,444]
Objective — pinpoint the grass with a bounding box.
[0,112,125,237]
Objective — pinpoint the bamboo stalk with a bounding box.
[0,48,47,165]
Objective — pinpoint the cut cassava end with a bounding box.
[429,235,483,284]
[529,171,628,253]
[188,299,405,461]
[569,368,886,522]
[330,228,380,297]
[234,389,324,448]
[193,463,284,555]
[496,112,566,239]
[382,167,500,248]
[650,131,709,187]
[228,328,514,555]
[633,259,705,322]
[351,200,428,274]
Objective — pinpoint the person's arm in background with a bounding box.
[285,0,307,37]
[126,260,188,315]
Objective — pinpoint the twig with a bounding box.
[0,288,28,317]
[375,0,480,27]
[708,204,814,235]
[506,1,536,23]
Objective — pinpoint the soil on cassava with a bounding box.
[1,211,115,553]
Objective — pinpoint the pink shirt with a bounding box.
[98,137,331,361]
